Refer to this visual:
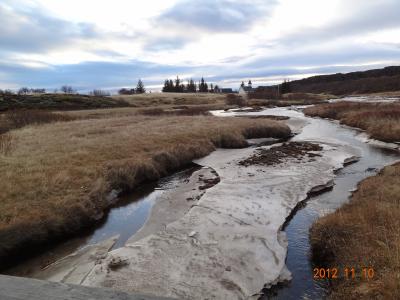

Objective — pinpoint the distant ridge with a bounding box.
[287,66,400,95]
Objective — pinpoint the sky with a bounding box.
[1,0,400,92]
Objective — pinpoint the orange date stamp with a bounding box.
[313,267,375,280]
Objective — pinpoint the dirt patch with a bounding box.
[238,142,322,167]
[198,176,220,190]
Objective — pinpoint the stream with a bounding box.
[3,106,399,299]
[224,107,399,299]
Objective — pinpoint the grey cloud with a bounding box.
[156,0,277,33]
[0,4,100,53]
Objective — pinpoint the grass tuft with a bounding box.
[304,102,400,142]
[310,163,400,299]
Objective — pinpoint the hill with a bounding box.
[287,66,400,95]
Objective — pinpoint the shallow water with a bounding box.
[253,107,399,299]
[3,166,199,278]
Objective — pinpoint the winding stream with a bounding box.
[228,107,399,299]
[3,106,399,299]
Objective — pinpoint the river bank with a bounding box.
[304,101,400,299]
[2,101,399,299]
[0,113,290,270]
[22,106,361,299]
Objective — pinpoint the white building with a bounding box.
[238,80,254,98]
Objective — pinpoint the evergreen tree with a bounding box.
[199,77,209,93]
[162,79,170,92]
[210,83,214,93]
[136,79,146,94]
[174,76,184,93]
[280,79,291,94]
[187,79,196,93]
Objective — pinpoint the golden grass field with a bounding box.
[304,101,400,142]
[310,163,400,299]
[0,94,290,266]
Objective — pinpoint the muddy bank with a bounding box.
[239,142,322,167]
[50,135,358,299]
[10,167,220,281]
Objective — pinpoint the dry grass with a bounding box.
[310,163,400,299]
[0,93,130,111]
[0,133,13,155]
[113,92,226,107]
[304,102,400,142]
[0,113,290,265]
[225,94,247,107]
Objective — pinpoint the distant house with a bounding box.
[238,80,254,98]
[220,88,234,93]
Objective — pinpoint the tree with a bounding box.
[174,76,184,93]
[90,89,110,96]
[118,88,135,95]
[209,83,214,93]
[186,79,196,93]
[199,77,208,93]
[162,80,172,92]
[240,81,245,88]
[136,79,146,94]
[18,87,30,95]
[280,79,291,94]
[61,85,75,94]
[214,85,220,93]
[31,88,46,94]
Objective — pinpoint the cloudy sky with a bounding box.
[1,0,400,91]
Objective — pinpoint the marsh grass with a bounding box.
[0,113,290,265]
[305,102,400,142]
[310,163,400,299]
[0,133,12,155]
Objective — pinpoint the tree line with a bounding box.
[162,76,219,93]
[118,79,145,95]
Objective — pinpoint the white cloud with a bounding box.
[0,0,400,89]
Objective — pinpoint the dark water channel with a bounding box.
[4,166,199,278]
[255,107,399,299]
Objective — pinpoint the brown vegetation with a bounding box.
[136,105,222,116]
[238,142,321,166]
[0,110,76,133]
[0,113,290,267]
[310,163,400,299]
[304,102,400,142]
[113,92,226,107]
[0,93,130,111]
[248,92,331,107]
[288,66,400,95]
[225,94,247,107]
